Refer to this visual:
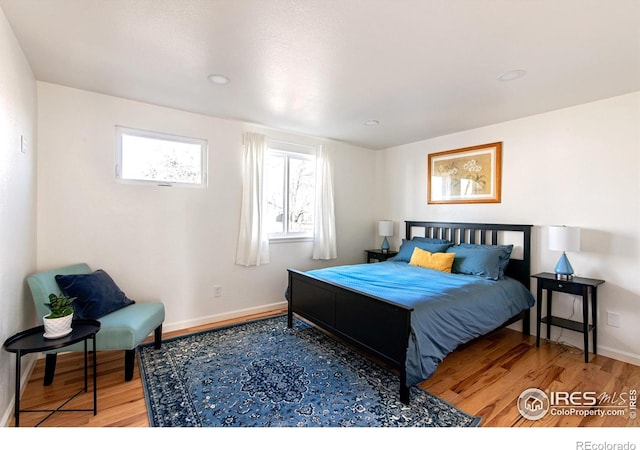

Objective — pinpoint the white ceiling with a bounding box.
[2,0,639,150]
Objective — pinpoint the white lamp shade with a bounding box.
[548,226,581,252]
[378,220,393,237]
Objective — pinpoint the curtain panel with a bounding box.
[235,132,270,266]
[312,145,337,260]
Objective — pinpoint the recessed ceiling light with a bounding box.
[497,69,527,82]
[364,120,380,126]
[208,74,230,85]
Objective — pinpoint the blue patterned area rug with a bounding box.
[137,315,481,427]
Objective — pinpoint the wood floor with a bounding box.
[8,308,640,428]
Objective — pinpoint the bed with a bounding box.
[287,221,534,404]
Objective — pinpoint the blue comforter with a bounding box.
[306,261,535,385]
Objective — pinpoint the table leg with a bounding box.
[93,335,97,415]
[83,339,88,392]
[536,284,542,347]
[546,290,553,340]
[583,291,589,363]
[14,352,21,427]
[592,287,598,356]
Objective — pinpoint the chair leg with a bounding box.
[124,349,135,381]
[43,353,57,386]
[154,324,163,349]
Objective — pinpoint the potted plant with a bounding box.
[43,293,75,338]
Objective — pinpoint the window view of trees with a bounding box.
[287,157,315,233]
[116,127,206,186]
[265,150,315,238]
[265,154,285,234]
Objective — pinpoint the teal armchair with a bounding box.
[27,263,165,385]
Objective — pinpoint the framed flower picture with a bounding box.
[427,142,502,204]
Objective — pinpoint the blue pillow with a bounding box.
[412,236,452,245]
[455,243,514,278]
[55,269,135,320]
[446,244,513,280]
[391,239,452,263]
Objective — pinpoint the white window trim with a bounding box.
[266,139,317,242]
[115,126,208,188]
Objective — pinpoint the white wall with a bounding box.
[36,82,376,332]
[376,92,640,365]
[0,8,38,426]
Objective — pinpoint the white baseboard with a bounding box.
[1,354,37,428]
[161,301,288,334]
[509,320,640,368]
[597,345,640,367]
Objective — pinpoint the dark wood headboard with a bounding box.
[405,221,532,289]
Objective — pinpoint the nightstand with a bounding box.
[532,272,605,363]
[365,249,398,263]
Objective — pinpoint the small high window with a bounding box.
[115,126,207,187]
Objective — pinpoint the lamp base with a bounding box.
[380,236,390,253]
[553,252,575,281]
[555,273,574,281]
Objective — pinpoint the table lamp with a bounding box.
[378,220,393,253]
[548,225,581,280]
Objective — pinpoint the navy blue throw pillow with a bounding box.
[55,269,135,320]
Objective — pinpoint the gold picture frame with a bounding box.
[427,142,502,204]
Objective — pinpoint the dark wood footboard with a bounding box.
[287,268,414,404]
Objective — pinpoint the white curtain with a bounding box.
[235,132,270,266]
[312,145,337,260]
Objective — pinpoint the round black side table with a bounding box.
[3,319,100,427]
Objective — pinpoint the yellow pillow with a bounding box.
[409,248,456,273]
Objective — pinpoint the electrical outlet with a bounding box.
[213,285,223,298]
[607,311,621,328]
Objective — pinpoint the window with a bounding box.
[264,141,316,239]
[116,126,207,187]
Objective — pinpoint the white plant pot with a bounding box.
[43,313,73,339]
